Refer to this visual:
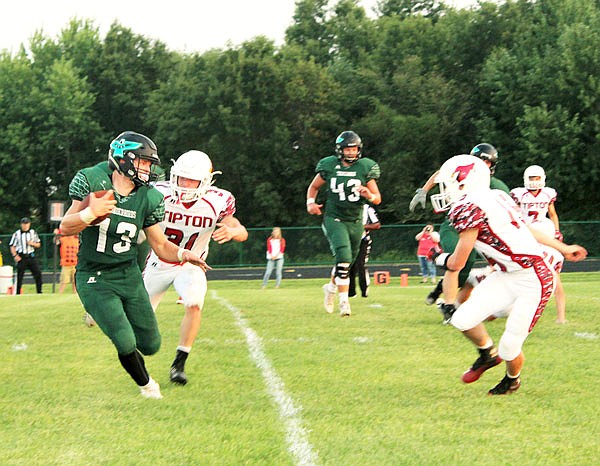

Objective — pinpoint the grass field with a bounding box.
[1,273,599,465]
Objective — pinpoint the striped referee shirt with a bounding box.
[9,229,40,255]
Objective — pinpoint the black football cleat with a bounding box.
[462,347,502,383]
[169,366,188,385]
[425,279,444,305]
[488,374,521,395]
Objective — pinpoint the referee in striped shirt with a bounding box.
[9,217,43,294]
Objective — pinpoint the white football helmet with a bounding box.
[431,154,491,212]
[170,150,221,202]
[523,165,546,190]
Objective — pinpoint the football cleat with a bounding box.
[170,366,188,385]
[438,303,456,325]
[140,377,163,399]
[462,347,502,383]
[82,312,96,327]
[488,374,521,395]
[425,280,443,305]
[323,284,335,314]
[339,300,351,317]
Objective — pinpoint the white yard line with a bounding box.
[212,291,319,466]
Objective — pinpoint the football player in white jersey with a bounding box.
[510,165,566,322]
[430,155,586,395]
[143,150,248,385]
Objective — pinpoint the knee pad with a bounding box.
[335,262,351,286]
[335,262,351,280]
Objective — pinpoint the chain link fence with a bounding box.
[1,221,598,271]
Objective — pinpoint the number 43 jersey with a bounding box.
[148,181,236,264]
[316,155,381,222]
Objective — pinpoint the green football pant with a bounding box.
[76,265,161,355]
[439,218,478,287]
[322,216,364,264]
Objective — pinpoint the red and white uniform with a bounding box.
[143,182,236,309]
[510,186,557,224]
[449,189,555,361]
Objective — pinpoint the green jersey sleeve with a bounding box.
[69,171,92,201]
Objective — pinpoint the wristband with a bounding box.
[368,194,376,202]
[177,248,185,262]
[79,207,97,225]
[306,197,316,206]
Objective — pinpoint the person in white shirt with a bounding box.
[510,165,566,323]
[262,227,286,289]
[143,150,248,385]
[431,154,586,395]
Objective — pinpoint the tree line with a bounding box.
[1,0,599,234]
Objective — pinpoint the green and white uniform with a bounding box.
[316,156,381,263]
[69,162,164,355]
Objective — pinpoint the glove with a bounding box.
[554,230,563,242]
[409,188,427,212]
[432,252,450,269]
[439,303,456,324]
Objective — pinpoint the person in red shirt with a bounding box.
[415,223,441,284]
[261,227,286,289]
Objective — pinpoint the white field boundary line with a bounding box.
[211,290,319,466]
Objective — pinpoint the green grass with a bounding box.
[1,273,599,465]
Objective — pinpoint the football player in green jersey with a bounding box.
[307,131,381,317]
[409,143,510,312]
[60,131,209,400]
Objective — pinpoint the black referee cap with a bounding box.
[20,217,31,224]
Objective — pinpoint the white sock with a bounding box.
[177,346,191,353]
[339,292,349,303]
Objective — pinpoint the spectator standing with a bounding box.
[349,204,381,298]
[53,228,79,294]
[262,227,286,289]
[415,223,440,284]
[9,217,43,294]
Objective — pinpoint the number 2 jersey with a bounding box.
[316,155,381,222]
[147,181,236,265]
[69,162,164,271]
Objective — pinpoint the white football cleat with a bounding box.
[339,300,351,317]
[140,377,163,399]
[82,312,96,327]
[323,284,335,314]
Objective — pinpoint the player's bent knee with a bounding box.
[138,336,161,356]
[498,331,526,361]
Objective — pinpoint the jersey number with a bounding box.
[96,219,138,253]
[330,177,361,202]
[164,227,199,250]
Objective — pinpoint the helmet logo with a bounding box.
[453,163,475,182]
[110,139,143,156]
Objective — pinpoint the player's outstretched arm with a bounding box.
[145,224,211,271]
